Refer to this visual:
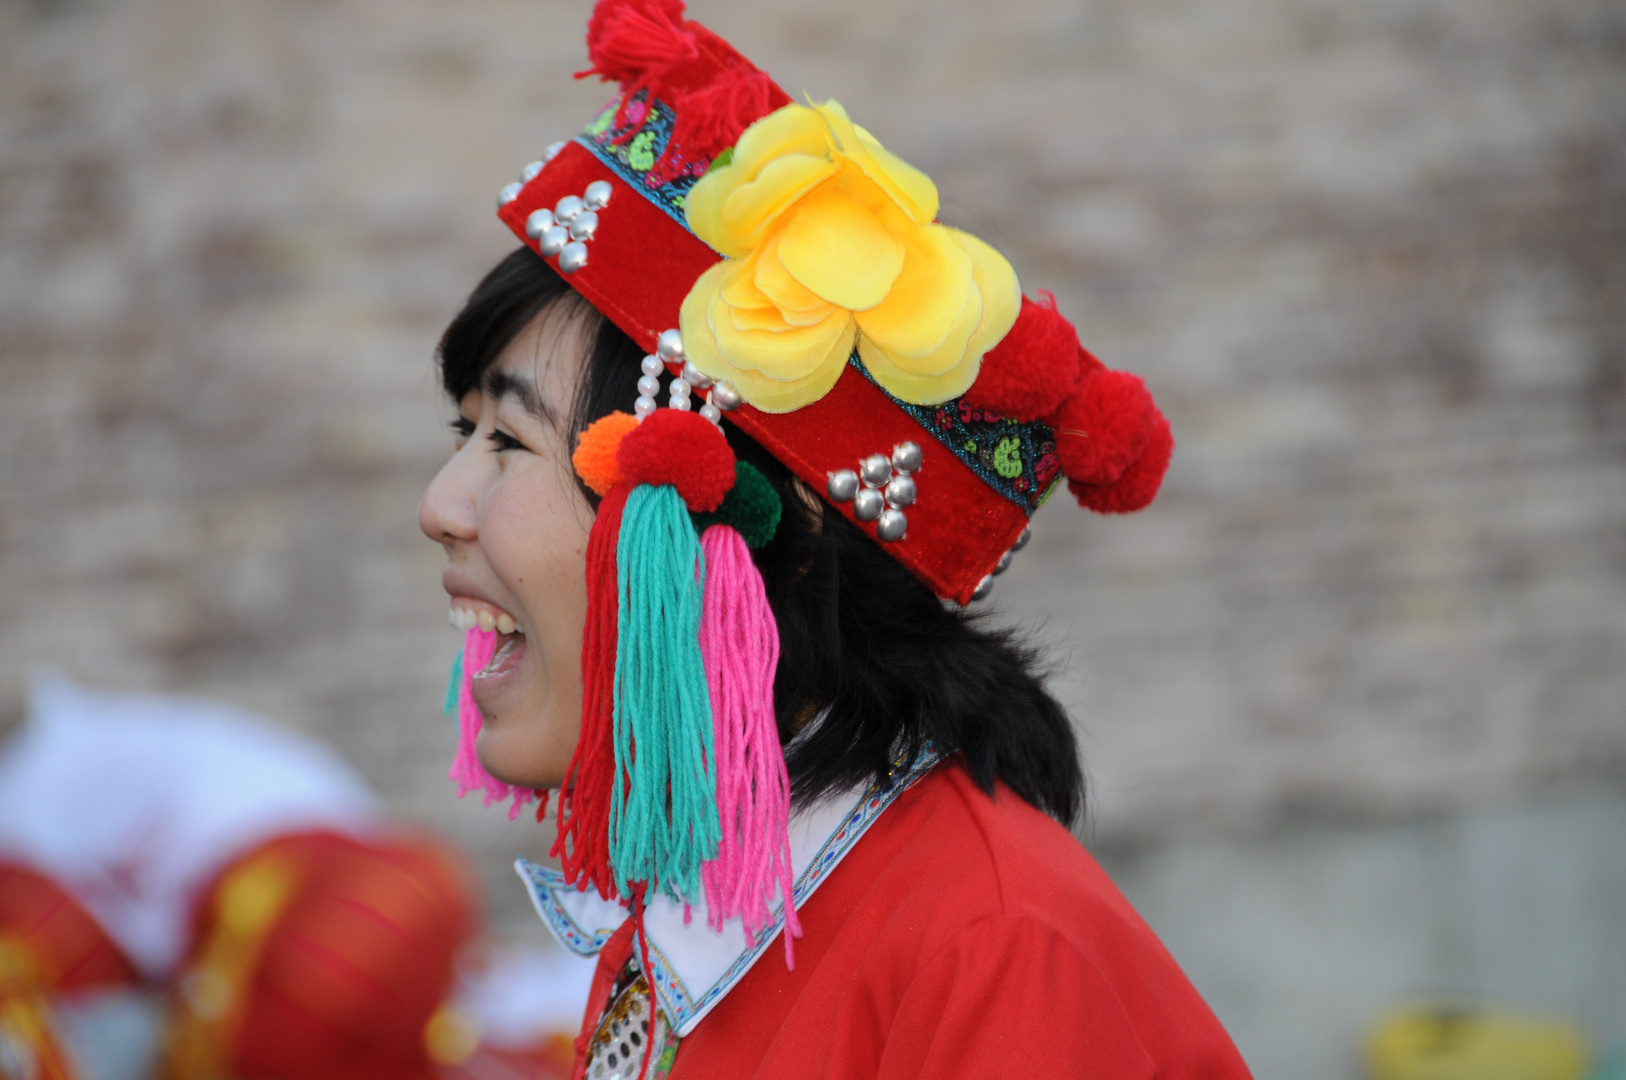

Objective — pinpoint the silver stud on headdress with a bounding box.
[826,441,922,542]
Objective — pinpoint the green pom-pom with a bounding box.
[692,462,781,548]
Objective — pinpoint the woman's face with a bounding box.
[418,303,595,789]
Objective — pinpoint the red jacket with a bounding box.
[578,763,1251,1079]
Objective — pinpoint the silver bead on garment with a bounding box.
[554,194,585,224]
[637,375,661,399]
[890,441,922,475]
[634,396,657,419]
[992,549,1013,575]
[667,392,691,411]
[558,241,589,273]
[884,475,916,508]
[826,470,859,502]
[853,488,885,522]
[583,179,613,210]
[525,208,555,240]
[497,182,523,207]
[876,507,908,542]
[520,160,544,184]
[971,575,994,601]
[859,454,892,487]
[539,224,569,257]
[544,140,566,161]
[1011,526,1032,552]
[699,402,722,424]
[668,378,691,399]
[709,380,741,411]
[640,354,663,378]
[680,361,711,389]
[569,210,599,240]
[656,329,684,361]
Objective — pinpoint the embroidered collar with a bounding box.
[517,746,941,1036]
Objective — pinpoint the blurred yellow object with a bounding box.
[423,1006,481,1066]
[1367,1004,1590,1080]
[0,938,79,1080]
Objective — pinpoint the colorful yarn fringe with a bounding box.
[445,626,535,821]
[610,483,720,902]
[698,524,800,967]
[553,484,632,898]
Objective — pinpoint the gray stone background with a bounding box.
[1,0,1621,1075]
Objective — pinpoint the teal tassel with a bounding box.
[610,484,721,902]
[443,649,463,717]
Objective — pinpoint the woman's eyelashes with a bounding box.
[487,429,526,452]
[450,417,476,441]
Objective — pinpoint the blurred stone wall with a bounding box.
[1,0,1622,1074]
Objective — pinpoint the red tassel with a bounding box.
[552,483,633,899]
[649,65,774,185]
[577,0,698,136]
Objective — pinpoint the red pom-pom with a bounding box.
[1069,409,1173,514]
[617,410,737,512]
[1049,368,1155,486]
[962,292,1084,422]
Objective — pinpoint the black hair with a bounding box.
[436,247,1085,826]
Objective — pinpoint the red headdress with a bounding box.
[448,0,1172,983]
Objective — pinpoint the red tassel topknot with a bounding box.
[617,409,737,512]
[962,292,1086,422]
[579,0,698,135]
[1069,408,1173,514]
[1049,368,1156,487]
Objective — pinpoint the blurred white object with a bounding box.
[0,676,380,978]
[454,941,598,1047]
[52,988,166,1080]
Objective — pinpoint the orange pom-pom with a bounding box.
[573,412,641,496]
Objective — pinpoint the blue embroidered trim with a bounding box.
[516,862,625,958]
[576,96,708,231]
[851,358,1063,516]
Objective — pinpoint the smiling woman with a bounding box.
[419,288,601,789]
[415,1,1244,1077]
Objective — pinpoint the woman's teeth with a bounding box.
[448,606,521,635]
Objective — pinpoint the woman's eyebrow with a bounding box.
[484,369,558,425]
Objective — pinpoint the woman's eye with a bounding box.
[450,417,476,439]
[488,429,526,452]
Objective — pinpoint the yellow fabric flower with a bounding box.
[680,100,1020,413]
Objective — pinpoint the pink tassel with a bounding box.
[697,526,800,968]
[450,627,535,820]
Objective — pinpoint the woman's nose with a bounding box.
[419,445,480,546]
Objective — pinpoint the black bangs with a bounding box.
[436,247,575,403]
[435,246,1085,828]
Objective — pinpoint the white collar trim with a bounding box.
[517,747,941,1036]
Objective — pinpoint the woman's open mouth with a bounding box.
[449,600,528,695]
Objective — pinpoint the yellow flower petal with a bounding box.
[853,224,974,361]
[721,153,839,250]
[713,290,855,383]
[729,104,831,184]
[947,227,1022,363]
[718,253,774,311]
[754,233,831,324]
[776,189,905,312]
[812,100,938,225]
[685,171,749,259]
[721,321,853,413]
